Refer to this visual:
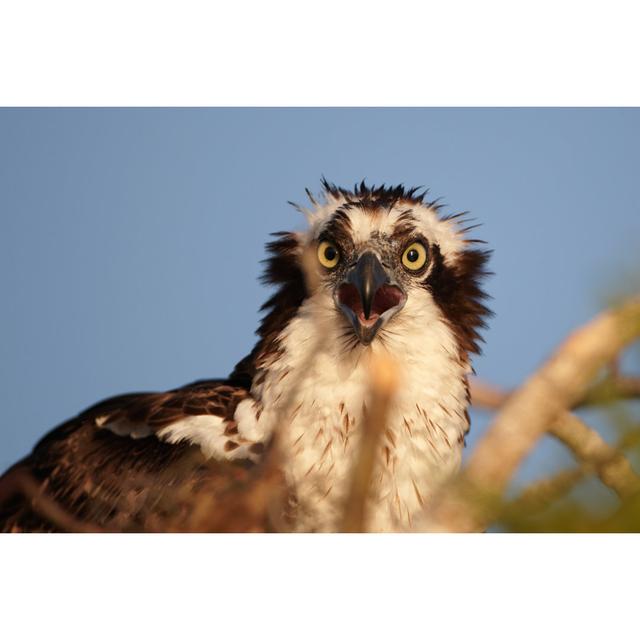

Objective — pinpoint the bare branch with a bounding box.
[580,374,640,406]
[507,467,585,514]
[0,468,106,533]
[470,372,640,411]
[551,413,640,499]
[341,355,399,532]
[470,380,640,499]
[425,297,640,531]
[469,379,509,410]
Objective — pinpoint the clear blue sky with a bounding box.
[1,108,639,490]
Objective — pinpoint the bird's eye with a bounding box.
[401,241,428,271]
[317,241,340,269]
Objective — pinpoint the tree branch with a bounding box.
[341,355,398,532]
[506,467,585,514]
[470,372,640,411]
[424,296,640,531]
[470,381,640,499]
[0,468,106,533]
[550,413,640,499]
[580,373,640,406]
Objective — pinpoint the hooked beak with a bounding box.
[334,252,406,345]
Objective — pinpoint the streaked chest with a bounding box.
[241,313,471,532]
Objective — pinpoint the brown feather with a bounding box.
[0,380,265,532]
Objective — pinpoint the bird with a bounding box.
[0,180,490,532]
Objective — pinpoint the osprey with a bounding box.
[0,181,490,532]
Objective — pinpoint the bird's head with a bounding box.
[312,213,433,347]
[257,181,491,365]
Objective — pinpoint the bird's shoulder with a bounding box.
[0,378,271,532]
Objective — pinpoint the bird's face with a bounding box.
[301,191,474,348]
[314,230,432,345]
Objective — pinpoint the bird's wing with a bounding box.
[0,380,272,532]
[82,379,262,461]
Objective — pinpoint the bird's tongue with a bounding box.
[338,283,404,325]
[358,311,379,327]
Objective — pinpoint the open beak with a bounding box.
[334,252,406,345]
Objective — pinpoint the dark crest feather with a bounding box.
[320,178,430,209]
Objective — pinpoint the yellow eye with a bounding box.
[401,242,428,271]
[317,241,340,269]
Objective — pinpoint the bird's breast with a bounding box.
[234,307,472,531]
[239,362,468,532]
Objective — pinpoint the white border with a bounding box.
[0,1,639,105]
[1,534,637,640]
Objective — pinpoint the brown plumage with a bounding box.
[0,380,286,532]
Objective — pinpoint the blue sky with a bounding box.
[1,108,639,489]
